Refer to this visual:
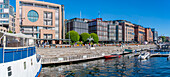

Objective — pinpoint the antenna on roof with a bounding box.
[98,11,100,18]
[80,10,81,19]
[138,19,140,24]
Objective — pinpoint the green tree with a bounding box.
[90,33,99,43]
[66,30,80,42]
[161,36,166,42]
[166,39,169,42]
[8,30,13,33]
[80,33,90,43]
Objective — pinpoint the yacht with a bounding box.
[138,51,150,60]
[0,31,41,77]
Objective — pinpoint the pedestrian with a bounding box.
[37,41,39,47]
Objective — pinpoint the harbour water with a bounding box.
[41,50,170,77]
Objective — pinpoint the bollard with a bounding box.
[56,46,57,48]
[60,46,62,48]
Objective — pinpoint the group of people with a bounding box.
[36,40,49,47]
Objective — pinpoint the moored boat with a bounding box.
[124,49,133,53]
[104,54,121,59]
[0,31,41,77]
[167,54,170,60]
[138,51,150,60]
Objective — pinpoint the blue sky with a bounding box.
[10,0,170,36]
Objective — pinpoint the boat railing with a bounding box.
[0,46,36,64]
[4,45,35,49]
[0,31,37,63]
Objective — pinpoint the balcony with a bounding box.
[22,30,39,34]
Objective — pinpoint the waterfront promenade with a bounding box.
[37,44,157,64]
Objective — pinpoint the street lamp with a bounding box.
[68,21,70,45]
[87,36,94,43]
[17,18,25,33]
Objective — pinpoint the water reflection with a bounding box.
[41,56,170,77]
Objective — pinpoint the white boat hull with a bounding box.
[0,54,41,77]
[138,52,150,60]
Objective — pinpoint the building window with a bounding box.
[49,6,58,10]
[31,59,33,65]
[27,10,39,22]
[43,12,53,25]
[3,14,9,18]
[21,2,33,6]
[7,66,12,76]
[43,34,52,39]
[0,9,3,13]
[4,4,8,8]
[24,62,26,70]
[0,4,3,8]
[35,4,47,8]
[4,0,8,4]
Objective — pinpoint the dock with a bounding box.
[151,54,169,57]
[37,45,157,65]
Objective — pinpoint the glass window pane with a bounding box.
[27,10,39,22]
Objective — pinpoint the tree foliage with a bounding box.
[66,30,80,42]
[80,33,90,43]
[166,39,169,42]
[8,30,13,33]
[90,33,99,43]
[161,36,166,42]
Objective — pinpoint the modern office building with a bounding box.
[145,28,153,43]
[15,0,65,44]
[103,21,116,41]
[116,20,135,42]
[0,0,15,32]
[151,28,158,43]
[105,21,122,42]
[113,21,123,42]
[166,37,170,42]
[65,18,89,34]
[88,18,108,42]
[134,25,145,43]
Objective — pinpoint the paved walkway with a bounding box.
[37,44,157,64]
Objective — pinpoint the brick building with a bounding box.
[134,25,145,43]
[145,28,153,43]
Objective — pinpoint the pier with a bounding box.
[37,44,157,65]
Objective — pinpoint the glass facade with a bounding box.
[149,31,152,38]
[0,9,3,13]
[4,4,8,8]
[3,0,9,4]
[27,10,39,22]
[0,13,9,24]
[43,12,52,25]
[0,4,3,8]
[55,9,59,39]
[3,13,8,18]
[44,34,52,39]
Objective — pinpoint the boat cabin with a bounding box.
[0,31,36,63]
